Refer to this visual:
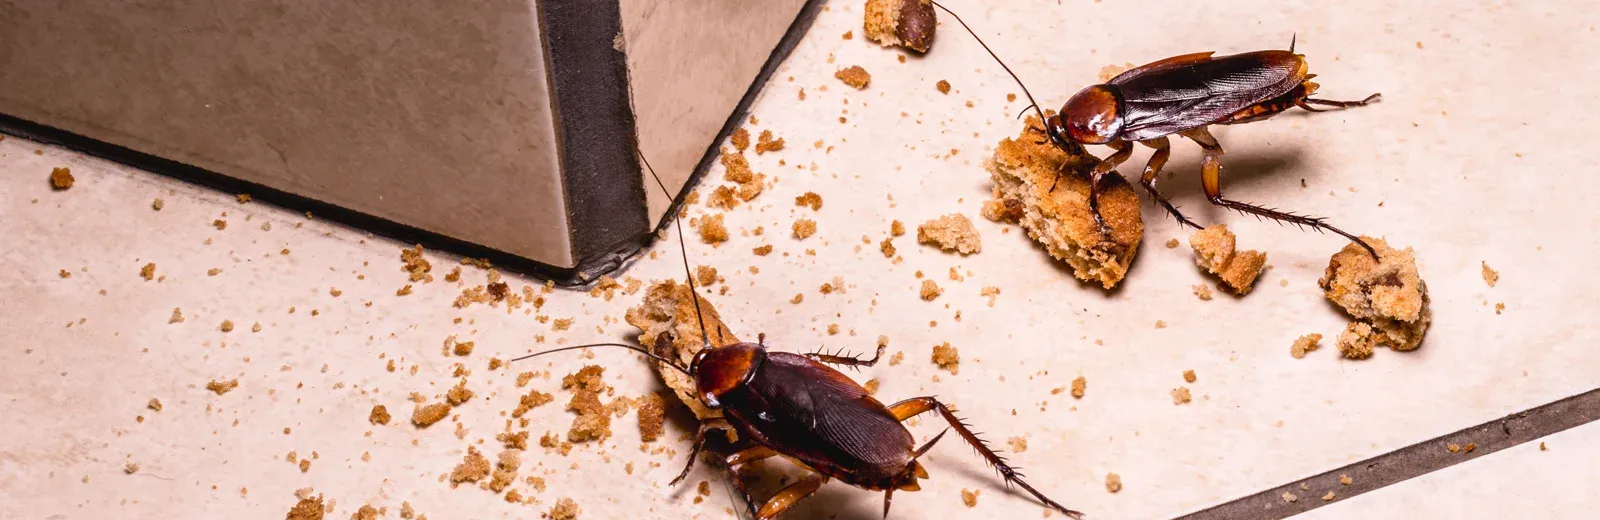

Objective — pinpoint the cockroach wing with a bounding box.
[1110,50,1308,141]
[726,352,915,482]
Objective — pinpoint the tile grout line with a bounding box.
[1176,387,1600,520]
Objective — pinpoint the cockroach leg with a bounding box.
[670,418,734,486]
[1137,137,1201,229]
[753,473,829,520]
[1301,93,1382,110]
[1184,126,1379,257]
[1077,139,1134,238]
[886,397,1085,519]
[804,344,886,369]
[723,446,779,518]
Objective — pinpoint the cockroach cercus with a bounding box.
[934,2,1382,256]
[512,144,1083,519]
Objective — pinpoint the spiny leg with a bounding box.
[1136,137,1200,229]
[724,446,778,518]
[754,473,828,520]
[1182,127,1377,257]
[886,397,1084,519]
[1299,93,1382,111]
[671,418,733,486]
[805,343,886,369]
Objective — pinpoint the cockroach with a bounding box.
[933,2,1382,256]
[512,132,1082,519]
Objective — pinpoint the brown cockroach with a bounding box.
[513,137,1082,519]
[934,3,1382,255]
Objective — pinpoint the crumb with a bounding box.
[140,263,156,281]
[1171,387,1191,405]
[251,322,262,333]
[936,79,951,94]
[862,0,936,52]
[49,167,74,189]
[206,379,238,395]
[1182,370,1196,383]
[124,462,139,474]
[864,379,881,395]
[1098,62,1136,82]
[1482,261,1499,287]
[1192,284,1213,301]
[396,284,413,296]
[880,237,896,258]
[351,505,378,520]
[213,219,227,230]
[563,365,613,442]
[148,398,163,411]
[752,244,773,256]
[1465,442,1477,453]
[450,446,491,485]
[152,198,164,210]
[168,307,185,324]
[1290,333,1323,359]
[980,286,1000,307]
[1321,237,1431,356]
[1447,443,1461,453]
[755,130,785,154]
[790,293,804,304]
[835,65,872,89]
[1540,442,1547,451]
[919,279,942,301]
[1322,491,1336,501]
[638,392,666,442]
[730,128,750,151]
[1105,473,1122,493]
[1339,474,1352,485]
[1495,302,1505,314]
[1166,238,1179,249]
[695,265,719,287]
[890,220,906,236]
[447,380,475,405]
[1282,491,1298,503]
[549,498,581,520]
[697,214,730,244]
[1189,225,1268,295]
[931,342,959,374]
[889,351,904,366]
[411,402,451,427]
[1007,436,1028,453]
[961,488,979,507]
[220,320,234,332]
[917,213,982,255]
[285,494,325,520]
[1071,376,1086,398]
[552,318,574,331]
[792,218,817,240]
[795,192,823,210]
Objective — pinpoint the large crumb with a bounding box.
[411,402,451,427]
[1189,225,1267,295]
[369,405,391,425]
[206,379,238,395]
[50,167,74,189]
[985,115,1143,289]
[862,0,935,52]
[623,280,739,421]
[285,494,325,520]
[931,342,960,374]
[1481,261,1499,287]
[755,130,785,154]
[795,192,823,210]
[697,214,729,244]
[919,279,942,301]
[835,65,872,89]
[730,128,750,151]
[140,263,157,281]
[792,218,817,240]
[400,245,432,282]
[638,392,667,442]
[450,446,491,485]
[563,365,614,442]
[936,79,951,94]
[550,498,581,520]
[917,214,982,255]
[1290,333,1324,359]
[1320,237,1431,357]
[1105,473,1122,493]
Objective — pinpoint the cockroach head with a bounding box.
[690,342,766,408]
[1060,84,1126,145]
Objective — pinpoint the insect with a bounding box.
[513,122,1082,520]
[934,2,1381,256]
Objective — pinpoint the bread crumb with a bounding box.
[1482,261,1499,287]
[168,307,185,324]
[917,214,982,255]
[695,265,719,287]
[960,488,979,507]
[1182,370,1197,383]
[1007,436,1028,453]
[49,167,74,189]
[124,462,140,474]
[251,322,262,333]
[638,392,667,442]
[369,405,391,425]
[1290,333,1323,359]
[890,220,906,237]
[552,318,574,331]
[1165,238,1180,248]
[879,237,896,258]
[863,0,935,52]
[285,494,325,520]
[1189,225,1267,295]
[792,218,817,240]
[213,219,227,230]
[1071,376,1086,398]
[863,378,881,395]
[1282,491,1298,503]
[206,379,238,395]
[752,244,773,256]
[835,65,872,89]
[1465,442,1477,453]
[755,130,785,154]
[400,245,432,282]
[919,279,943,301]
[140,263,156,281]
[220,320,234,332]
[1154,320,1167,329]
[396,284,413,296]
[148,398,163,411]
[563,365,613,442]
[152,198,164,210]
[549,498,581,520]
[1171,387,1192,405]
[1321,237,1431,357]
[411,402,451,427]
[450,446,491,485]
[1105,473,1122,493]
[350,505,378,520]
[446,379,475,405]
[1322,490,1336,501]
[935,79,951,94]
[1495,302,1505,314]
[1540,442,1547,451]
[795,192,823,210]
[1192,284,1213,301]
[1447,443,1461,453]
[730,128,750,151]
[931,342,959,374]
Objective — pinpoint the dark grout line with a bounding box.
[1177,387,1600,520]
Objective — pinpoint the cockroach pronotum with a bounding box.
[512,136,1083,519]
[933,2,1382,256]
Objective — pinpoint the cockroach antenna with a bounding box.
[508,343,691,376]
[930,1,1076,152]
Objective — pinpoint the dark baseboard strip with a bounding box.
[1178,387,1600,520]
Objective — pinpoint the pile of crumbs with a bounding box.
[400,245,433,282]
[562,365,614,442]
[1320,237,1431,358]
[284,494,325,520]
[917,213,982,255]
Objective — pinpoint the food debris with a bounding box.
[1182,370,1197,383]
[792,218,817,240]
[752,244,773,256]
[400,245,432,282]
[917,213,982,255]
[450,446,491,485]
[1290,333,1323,359]
[1192,284,1213,301]
[730,128,750,151]
[151,198,164,210]
[919,279,943,301]
[1105,473,1122,493]
[931,342,960,374]
[835,65,872,89]
[220,320,234,332]
[1071,376,1086,398]
[1007,436,1028,453]
[961,488,979,507]
[862,0,936,52]
[880,238,896,258]
[49,167,74,190]
[935,79,952,94]
[284,494,325,520]
[638,392,667,442]
[1165,238,1180,249]
[795,192,823,210]
[1321,237,1431,357]
[1190,225,1267,295]
[369,405,391,425]
[1482,261,1499,287]
[124,462,140,474]
[755,130,785,154]
[1171,387,1192,405]
[1339,474,1353,486]
[549,498,581,520]
[411,402,451,427]
[864,378,881,395]
[1447,443,1461,453]
[206,379,238,395]
[1282,491,1298,503]
[446,379,475,405]
[695,265,719,286]
[168,308,185,324]
[148,398,163,411]
[563,365,613,442]
[140,263,157,281]
[1322,491,1336,501]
